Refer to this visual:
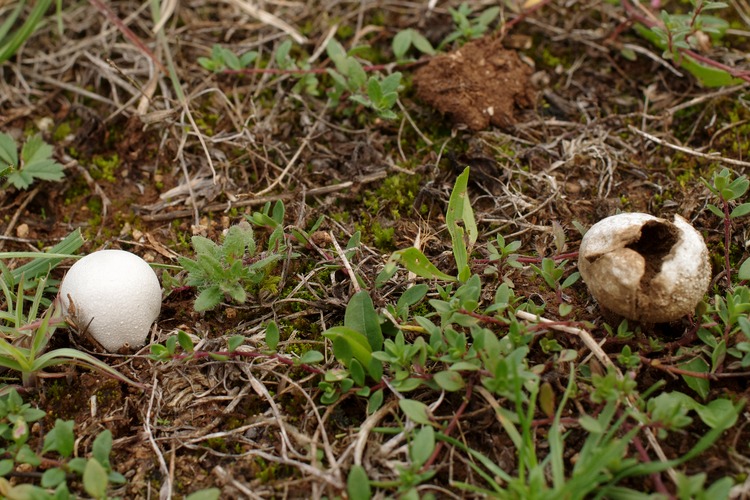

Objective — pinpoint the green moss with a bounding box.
[204,437,228,452]
[541,47,565,68]
[371,220,395,249]
[363,172,422,218]
[195,114,219,136]
[90,153,120,182]
[52,122,73,142]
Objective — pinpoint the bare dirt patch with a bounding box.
[414,36,536,130]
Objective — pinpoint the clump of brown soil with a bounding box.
[413,37,536,130]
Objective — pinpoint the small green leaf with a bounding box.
[347,465,371,500]
[0,458,14,475]
[433,370,465,392]
[347,58,367,89]
[83,459,108,498]
[92,430,113,467]
[731,203,750,219]
[228,335,245,352]
[323,326,375,373]
[43,419,74,458]
[177,330,194,353]
[266,321,279,351]
[350,358,366,386]
[194,286,223,312]
[680,357,710,399]
[15,444,41,466]
[706,203,724,218]
[738,258,750,280]
[399,399,432,425]
[41,467,66,488]
[410,32,435,55]
[696,398,739,429]
[344,291,383,351]
[298,350,324,364]
[185,488,221,500]
[368,389,384,414]
[366,77,382,103]
[21,134,52,164]
[392,30,412,59]
[0,132,18,168]
[410,426,435,468]
[392,248,456,281]
[579,414,604,433]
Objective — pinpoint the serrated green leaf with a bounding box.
[21,134,51,164]
[194,286,223,311]
[0,132,17,168]
[191,235,220,259]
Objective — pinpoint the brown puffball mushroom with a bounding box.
[577,213,711,323]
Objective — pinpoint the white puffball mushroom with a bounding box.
[59,249,161,352]
[578,213,711,323]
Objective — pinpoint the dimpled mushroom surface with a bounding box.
[577,213,711,323]
[59,249,162,352]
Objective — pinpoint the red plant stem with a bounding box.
[87,0,167,74]
[722,197,733,290]
[420,380,475,473]
[224,60,425,77]
[530,416,579,427]
[503,0,555,33]
[459,309,509,326]
[621,0,750,83]
[170,349,324,375]
[639,355,750,379]
[631,434,669,495]
[515,251,579,264]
